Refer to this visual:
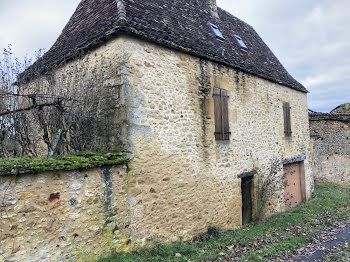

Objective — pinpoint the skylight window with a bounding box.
[233,34,248,50]
[208,22,225,41]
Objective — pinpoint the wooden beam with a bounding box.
[282,155,306,165]
[238,170,257,179]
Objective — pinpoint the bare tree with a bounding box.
[0,45,40,157]
[0,45,126,158]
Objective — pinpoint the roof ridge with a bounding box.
[309,112,350,122]
[116,0,127,25]
[217,7,253,30]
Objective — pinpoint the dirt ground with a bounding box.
[276,221,350,262]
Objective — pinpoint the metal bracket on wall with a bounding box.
[214,132,231,135]
[213,94,229,98]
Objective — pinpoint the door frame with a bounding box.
[282,155,307,208]
[238,170,257,224]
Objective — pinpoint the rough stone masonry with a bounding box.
[1,35,314,261]
[309,104,350,186]
[0,165,133,262]
[1,0,314,260]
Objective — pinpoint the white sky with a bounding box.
[1,0,349,112]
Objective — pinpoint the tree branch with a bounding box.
[0,100,62,116]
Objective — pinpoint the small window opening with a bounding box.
[208,22,225,42]
[233,34,248,50]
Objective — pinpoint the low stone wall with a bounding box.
[0,165,133,262]
[309,113,350,185]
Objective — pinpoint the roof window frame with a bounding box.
[233,34,248,50]
[208,22,225,42]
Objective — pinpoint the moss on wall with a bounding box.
[0,151,128,176]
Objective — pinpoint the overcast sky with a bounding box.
[0,0,349,112]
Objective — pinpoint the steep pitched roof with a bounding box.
[330,103,350,114]
[20,0,307,93]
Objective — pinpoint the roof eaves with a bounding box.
[119,27,308,93]
[19,27,308,93]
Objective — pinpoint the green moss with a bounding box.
[69,232,137,262]
[128,27,142,34]
[165,41,192,52]
[0,152,128,176]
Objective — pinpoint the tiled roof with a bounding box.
[330,103,350,114]
[309,112,350,122]
[20,0,307,93]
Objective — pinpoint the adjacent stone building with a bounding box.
[309,104,350,186]
[2,0,313,260]
[330,103,350,114]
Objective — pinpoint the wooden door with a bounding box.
[241,176,253,224]
[283,163,302,209]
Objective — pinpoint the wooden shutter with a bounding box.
[283,102,292,136]
[221,89,230,140]
[214,87,223,140]
[214,88,230,141]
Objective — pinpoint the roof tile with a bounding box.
[20,0,307,92]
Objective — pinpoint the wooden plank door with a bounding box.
[283,163,302,209]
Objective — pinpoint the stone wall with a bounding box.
[17,40,132,156]
[121,36,313,238]
[0,165,132,262]
[13,35,314,261]
[310,113,350,185]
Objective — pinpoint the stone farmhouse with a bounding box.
[309,103,350,186]
[1,0,313,260]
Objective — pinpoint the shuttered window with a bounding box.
[283,102,292,136]
[213,88,230,140]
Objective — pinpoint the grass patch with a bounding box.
[100,184,350,262]
[323,243,350,262]
[0,151,128,176]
